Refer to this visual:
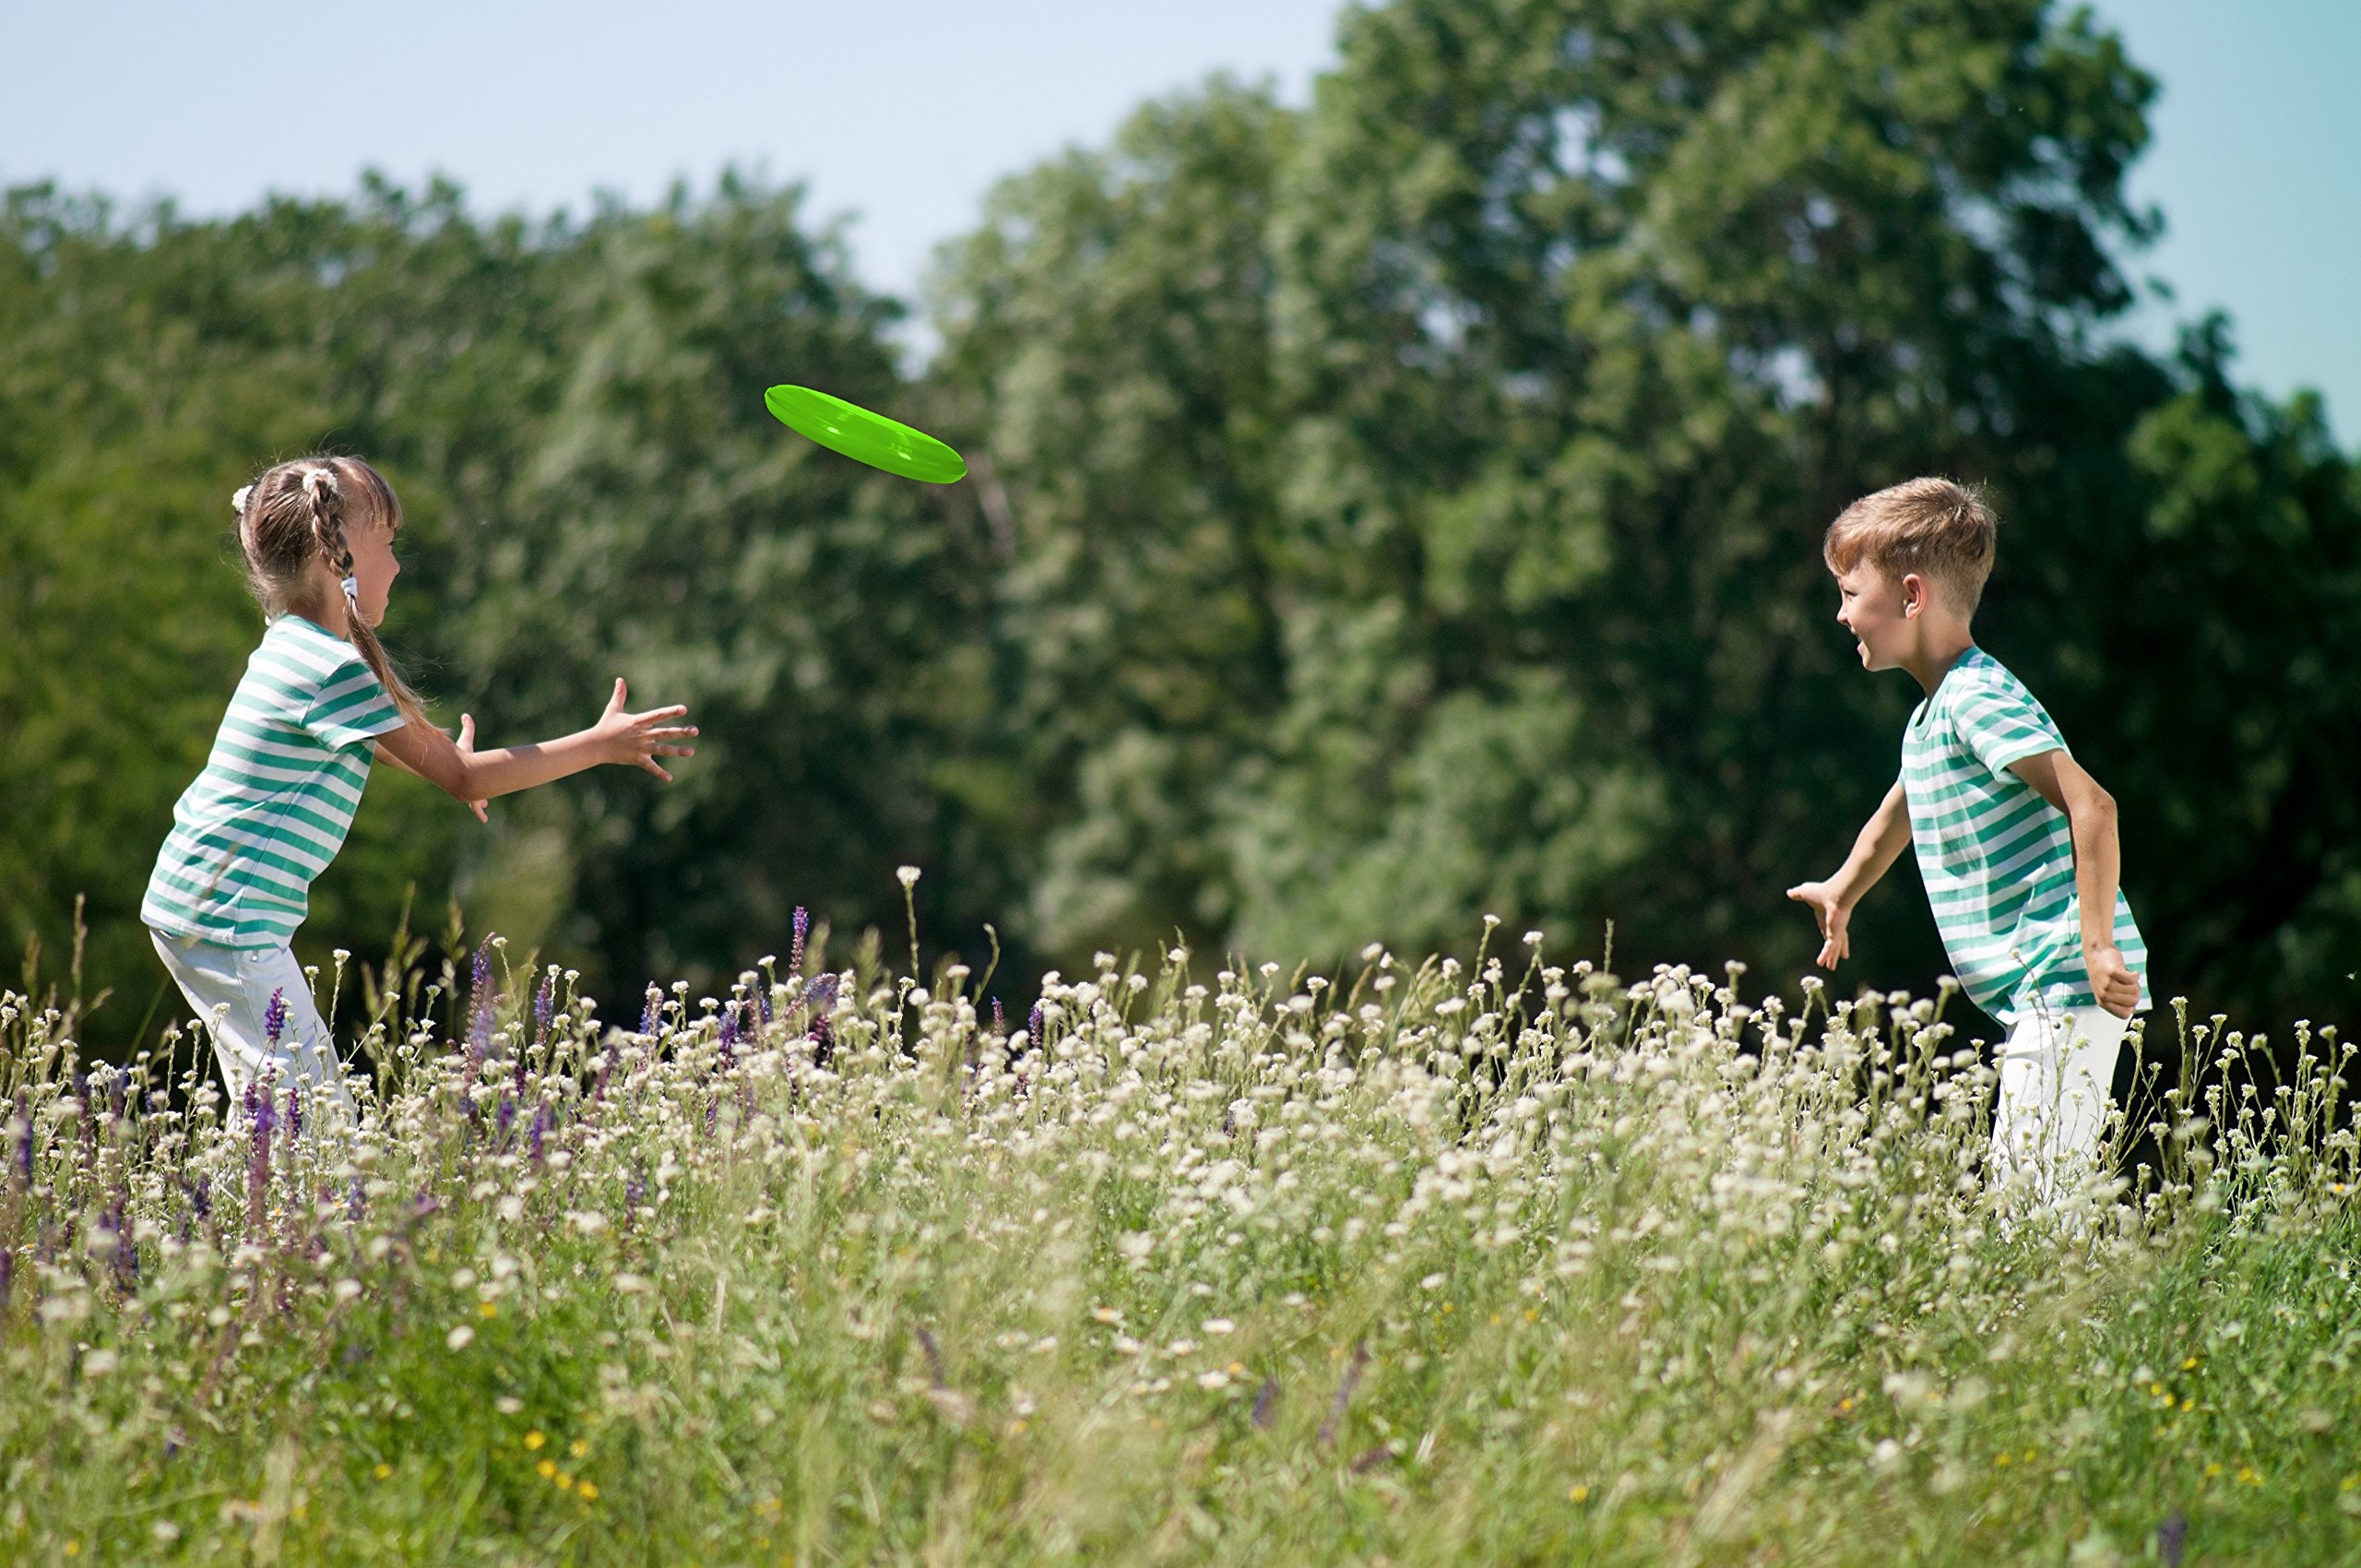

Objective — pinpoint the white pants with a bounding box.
[1989,1004,2130,1202]
[149,929,354,1118]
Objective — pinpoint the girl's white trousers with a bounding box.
[149,929,355,1116]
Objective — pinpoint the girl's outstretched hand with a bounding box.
[593,678,697,781]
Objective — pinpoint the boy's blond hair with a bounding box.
[1822,477,1997,614]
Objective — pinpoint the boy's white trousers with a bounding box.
[1988,1004,2130,1201]
[149,929,355,1117]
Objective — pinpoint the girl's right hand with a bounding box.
[456,713,490,823]
[592,678,697,781]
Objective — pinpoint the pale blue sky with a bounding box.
[3,1,2352,437]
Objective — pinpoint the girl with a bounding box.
[142,456,696,1113]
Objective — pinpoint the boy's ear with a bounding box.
[1899,572,1926,618]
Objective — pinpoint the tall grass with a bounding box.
[3,919,2356,1565]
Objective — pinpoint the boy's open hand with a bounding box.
[594,678,697,782]
[1786,880,1852,969]
[2083,939,2141,1018]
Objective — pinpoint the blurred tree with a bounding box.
[930,80,1296,963]
[935,0,2357,1031]
[3,0,2354,1047]
[0,176,999,1039]
[415,177,1005,995]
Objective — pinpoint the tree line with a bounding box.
[4,0,2355,1044]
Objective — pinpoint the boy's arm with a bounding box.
[376,679,695,804]
[2007,749,2140,1017]
[1786,780,1912,969]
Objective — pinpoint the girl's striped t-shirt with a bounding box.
[142,614,408,949]
[1900,647,2148,1027]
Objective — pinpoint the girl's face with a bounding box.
[345,506,401,629]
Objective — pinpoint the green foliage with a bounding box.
[4,0,2357,1043]
[932,0,2359,1028]
[0,177,1001,1038]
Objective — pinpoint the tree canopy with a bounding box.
[4,0,2354,1044]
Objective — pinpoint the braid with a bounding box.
[303,467,355,579]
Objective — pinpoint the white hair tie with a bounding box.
[230,484,254,517]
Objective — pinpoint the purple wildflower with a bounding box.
[0,1248,12,1309]
[465,939,496,1076]
[639,986,662,1039]
[263,989,289,1050]
[529,1103,549,1164]
[718,1004,742,1069]
[10,1098,30,1188]
[756,981,773,1028]
[285,1084,303,1143]
[533,970,556,1046]
[804,973,840,1068]
[247,1087,276,1233]
[469,938,493,1017]
[1027,1003,1045,1057]
[107,1205,137,1287]
[992,998,1005,1038]
[349,1178,367,1223]
[804,972,839,1022]
[789,906,809,976]
[188,1177,211,1221]
[624,1166,646,1210]
[496,1094,516,1141]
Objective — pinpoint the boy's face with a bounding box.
[1833,562,1922,671]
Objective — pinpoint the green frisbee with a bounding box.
[763,384,967,484]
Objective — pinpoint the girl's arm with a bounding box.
[1786,779,1912,969]
[375,679,696,803]
[375,714,490,822]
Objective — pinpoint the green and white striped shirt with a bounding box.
[143,614,408,948]
[1901,647,2148,1027]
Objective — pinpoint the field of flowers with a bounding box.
[4,904,2358,1566]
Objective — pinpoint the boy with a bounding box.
[1786,478,2146,1201]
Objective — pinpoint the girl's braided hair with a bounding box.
[231,456,427,729]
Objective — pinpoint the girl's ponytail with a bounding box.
[236,456,430,731]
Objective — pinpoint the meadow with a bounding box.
[4,905,2356,1566]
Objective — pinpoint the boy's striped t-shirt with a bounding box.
[142,614,408,949]
[1901,647,2148,1027]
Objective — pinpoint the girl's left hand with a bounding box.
[591,678,698,781]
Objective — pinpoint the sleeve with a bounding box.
[1952,680,2064,780]
[303,652,408,752]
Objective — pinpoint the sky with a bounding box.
[3,1,2353,438]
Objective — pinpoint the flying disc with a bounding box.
[764,384,967,484]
